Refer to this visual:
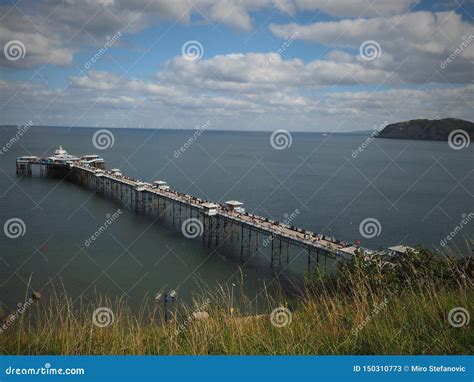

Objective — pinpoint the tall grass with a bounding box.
[1,247,472,355]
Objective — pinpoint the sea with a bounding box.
[0,125,472,311]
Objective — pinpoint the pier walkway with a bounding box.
[17,147,406,272]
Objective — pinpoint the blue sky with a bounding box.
[1,0,473,131]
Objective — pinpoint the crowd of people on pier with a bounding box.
[83,163,358,254]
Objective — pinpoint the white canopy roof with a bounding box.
[202,202,218,209]
[225,200,244,206]
[388,245,415,254]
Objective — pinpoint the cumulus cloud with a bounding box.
[294,0,418,17]
[158,53,391,92]
[3,0,465,82]
[3,74,472,131]
[0,0,295,69]
[0,10,74,68]
[2,51,473,131]
[70,52,390,107]
[269,11,474,83]
[1,2,472,131]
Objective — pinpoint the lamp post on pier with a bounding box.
[230,283,236,317]
[155,290,177,323]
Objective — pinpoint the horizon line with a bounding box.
[0,124,376,134]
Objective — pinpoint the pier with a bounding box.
[16,147,399,273]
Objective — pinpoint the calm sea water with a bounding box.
[0,126,472,311]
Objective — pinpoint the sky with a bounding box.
[0,0,473,132]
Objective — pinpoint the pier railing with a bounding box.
[17,153,395,272]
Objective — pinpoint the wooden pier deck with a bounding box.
[73,163,348,255]
[17,148,397,272]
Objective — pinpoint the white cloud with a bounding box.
[2,52,473,131]
[270,11,473,55]
[325,50,355,63]
[0,15,74,69]
[1,2,472,131]
[158,53,390,92]
[0,0,301,69]
[294,0,418,17]
[206,1,253,30]
[1,1,462,72]
[269,11,474,83]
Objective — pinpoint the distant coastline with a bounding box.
[2,121,473,139]
[377,118,474,141]
[0,124,372,135]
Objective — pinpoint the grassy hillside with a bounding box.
[1,248,472,355]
